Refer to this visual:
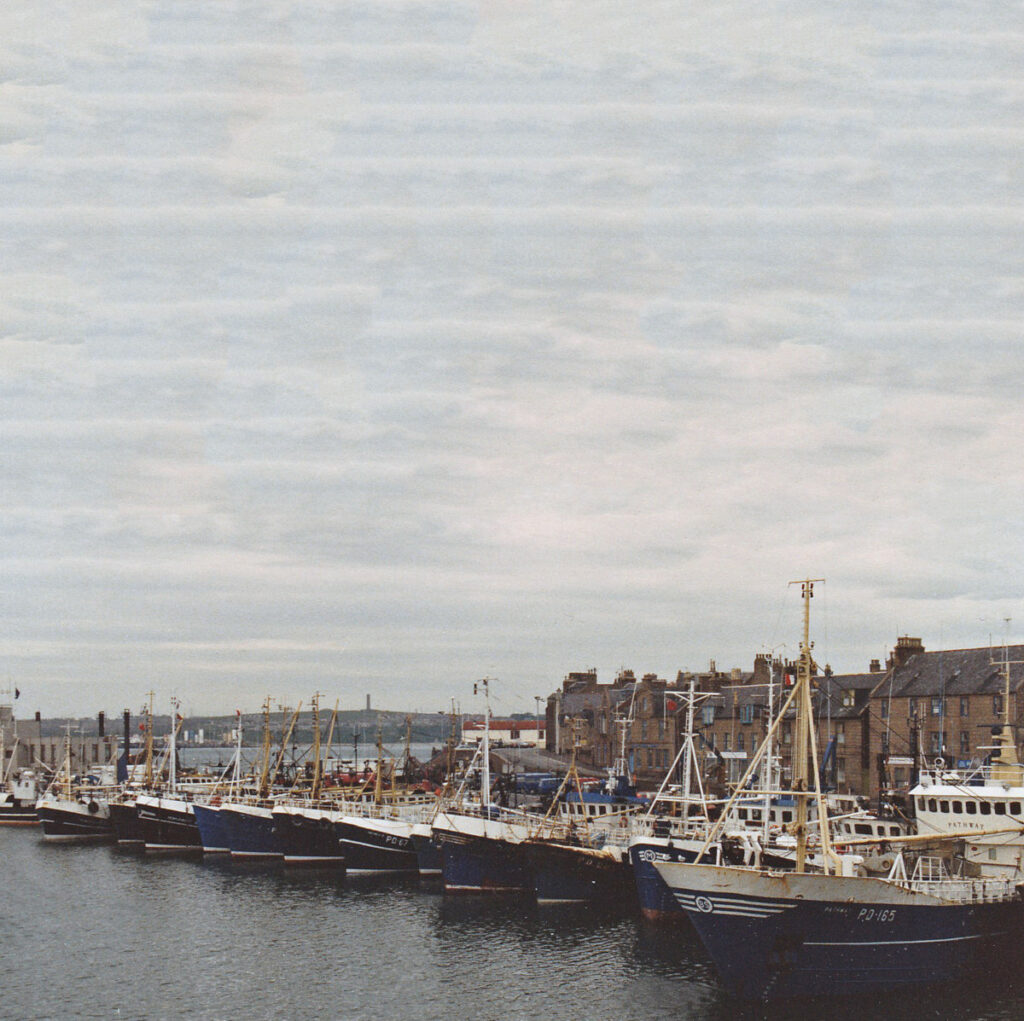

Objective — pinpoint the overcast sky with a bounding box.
[3,2,1023,718]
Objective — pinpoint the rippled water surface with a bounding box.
[5,827,1024,1020]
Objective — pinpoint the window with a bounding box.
[930,731,944,754]
[842,689,854,708]
[939,800,950,813]
[931,696,943,716]
[723,733,731,751]
[994,695,1004,715]
[881,701,889,719]
[835,723,845,745]
[980,802,991,815]
[952,801,962,814]
[881,732,890,753]
[740,704,754,724]
[960,697,969,717]
[965,801,976,815]
[928,798,938,812]
[854,823,872,835]
[702,706,715,726]
[1010,802,1022,815]
[995,802,1006,815]
[908,697,918,717]
[960,731,970,754]
[782,723,792,745]
[737,732,744,752]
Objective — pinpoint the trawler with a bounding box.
[908,643,1024,877]
[35,727,117,842]
[653,580,1024,1000]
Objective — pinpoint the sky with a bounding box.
[3,2,1024,718]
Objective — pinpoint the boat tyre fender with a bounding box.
[319,817,332,830]
[88,800,99,814]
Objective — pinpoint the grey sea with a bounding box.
[5,826,1024,1021]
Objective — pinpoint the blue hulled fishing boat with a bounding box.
[652,579,1024,999]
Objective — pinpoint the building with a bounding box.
[460,718,546,747]
[868,637,1024,796]
[1,702,119,775]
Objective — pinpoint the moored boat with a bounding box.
[651,579,1024,1000]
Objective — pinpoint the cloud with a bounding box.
[2,2,1024,715]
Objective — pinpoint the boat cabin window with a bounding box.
[965,802,976,815]
[782,810,793,823]
[951,801,963,813]
[889,825,901,835]
[1011,802,1022,814]
[854,823,873,835]
[927,798,938,812]
[738,809,747,820]
[750,810,761,821]
[980,803,991,815]
[939,800,949,813]
[994,802,1006,815]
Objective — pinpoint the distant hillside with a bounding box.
[37,707,539,746]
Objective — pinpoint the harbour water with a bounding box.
[5,827,1024,1020]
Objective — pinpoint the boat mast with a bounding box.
[790,578,833,874]
[168,697,181,793]
[232,710,243,794]
[763,656,776,845]
[478,678,491,809]
[310,693,322,800]
[258,697,272,797]
[373,719,385,805]
[144,691,155,788]
[62,723,73,800]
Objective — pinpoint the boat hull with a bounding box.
[109,801,145,847]
[411,824,443,875]
[523,840,634,904]
[439,832,533,894]
[136,796,203,854]
[191,802,232,854]
[629,836,704,922]
[0,800,38,825]
[272,807,345,868]
[221,803,281,859]
[36,798,113,842]
[654,862,1024,1000]
[332,817,418,874]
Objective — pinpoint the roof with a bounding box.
[881,645,1024,699]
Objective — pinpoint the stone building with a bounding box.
[868,638,1024,796]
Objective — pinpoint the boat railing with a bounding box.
[916,763,1016,788]
[893,854,1018,903]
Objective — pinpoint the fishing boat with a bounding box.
[270,697,346,868]
[434,679,536,893]
[908,645,1024,878]
[0,692,41,824]
[35,729,116,842]
[629,677,717,920]
[522,718,646,905]
[0,771,41,825]
[329,726,431,874]
[653,580,1024,1000]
